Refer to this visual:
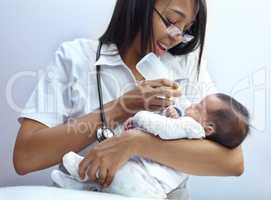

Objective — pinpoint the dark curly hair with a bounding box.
[206,93,250,149]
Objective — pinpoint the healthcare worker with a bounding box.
[13,0,244,199]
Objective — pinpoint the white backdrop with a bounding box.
[0,0,270,199]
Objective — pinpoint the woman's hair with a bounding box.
[99,0,207,75]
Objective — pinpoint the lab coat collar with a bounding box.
[94,42,186,81]
[94,43,123,67]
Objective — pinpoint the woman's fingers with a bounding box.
[99,167,108,186]
[77,134,138,188]
[150,97,173,107]
[79,155,94,180]
[104,168,116,188]
[142,79,178,89]
[120,78,181,114]
[88,161,100,182]
[153,86,181,98]
[144,94,174,108]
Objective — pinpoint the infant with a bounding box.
[51,93,250,199]
[127,93,250,149]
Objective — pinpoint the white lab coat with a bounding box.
[18,38,217,199]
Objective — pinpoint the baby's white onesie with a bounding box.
[51,97,205,199]
[132,110,205,140]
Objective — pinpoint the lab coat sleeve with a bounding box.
[17,43,74,128]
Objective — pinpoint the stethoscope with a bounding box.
[95,41,116,142]
[58,43,109,175]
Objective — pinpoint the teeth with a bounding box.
[158,42,166,50]
[160,42,167,50]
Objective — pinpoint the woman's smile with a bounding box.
[155,41,168,56]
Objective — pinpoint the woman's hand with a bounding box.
[78,131,142,187]
[118,79,181,116]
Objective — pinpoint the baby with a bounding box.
[127,93,250,149]
[51,93,250,199]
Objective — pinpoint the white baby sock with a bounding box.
[62,151,89,182]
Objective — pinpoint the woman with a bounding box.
[13,0,244,199]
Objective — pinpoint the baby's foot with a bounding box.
[62,152,87,182]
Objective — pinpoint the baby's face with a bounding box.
[185,94,226,124]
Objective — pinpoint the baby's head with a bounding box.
[185,93,250,149]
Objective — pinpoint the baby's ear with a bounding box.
[204,122,216,136]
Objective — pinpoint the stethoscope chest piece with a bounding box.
[96,126,115,143]
[95,41,116,143]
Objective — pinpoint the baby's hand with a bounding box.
[124,117,134,131]
[165,106,180,119]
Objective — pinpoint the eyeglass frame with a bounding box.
[153,7,194,44]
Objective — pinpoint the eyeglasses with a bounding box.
[154,8,194,44]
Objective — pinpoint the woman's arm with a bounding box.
[14,79,179,175]
[13,99,126,175]
[135,132,244,176]
[162,50,244,175]
[77,129,243,188]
